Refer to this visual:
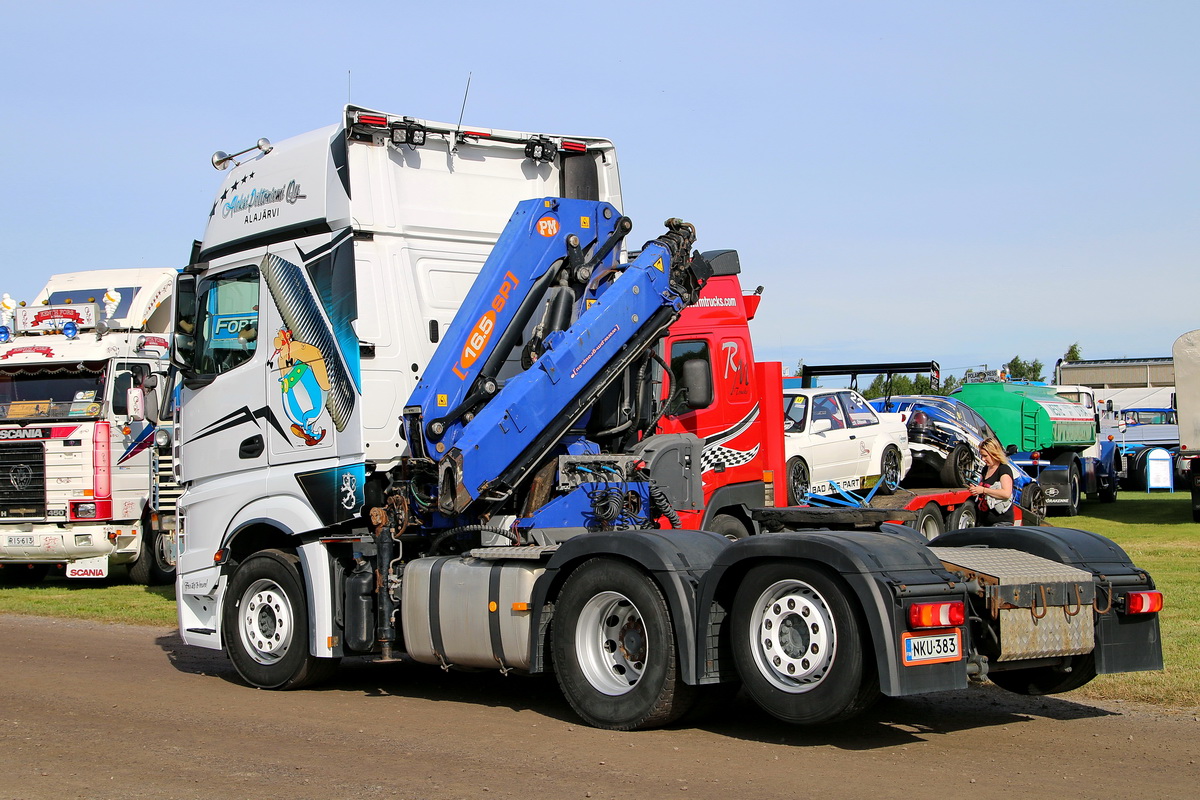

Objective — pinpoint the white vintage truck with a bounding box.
[0,269,179,584]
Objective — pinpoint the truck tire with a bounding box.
[222,550,340,690]
[128,528,175,586]
[1062,463,1082,516]
[988,653,1097,695]
[731,563,878,725]
[786,457,811,505]
[913,503,945,540]
[946,502,977,530]
[940,443,976,488]
[878,446,902,495]
[708,513,751,541]
[551,558,695,731]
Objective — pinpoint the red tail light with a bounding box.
[908,600,965,629]
[1123,591,1163,614]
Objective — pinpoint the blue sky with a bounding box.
[2,1,1195,383]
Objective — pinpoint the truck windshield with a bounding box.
[0,362,107,421]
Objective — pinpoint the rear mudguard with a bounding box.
[526,529,729,681]
[934,526,1163,674]
[695,526,971,697]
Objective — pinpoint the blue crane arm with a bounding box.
[404,198,628,459]
[433,216,710,516]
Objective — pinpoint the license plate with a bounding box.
[66,556,109,579]
[6,535,35,547]
[901,629,962,665]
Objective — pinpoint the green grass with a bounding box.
[0,569,176,626]
[0,493,1196,708]
[1068,491,1199,709]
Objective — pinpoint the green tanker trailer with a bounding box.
[954,380,1119,516]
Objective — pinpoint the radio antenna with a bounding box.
[348,69,352,103]
[453,72,473,152]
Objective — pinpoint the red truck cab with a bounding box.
[656,250,787,538]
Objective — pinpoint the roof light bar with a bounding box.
[391,123,427,147]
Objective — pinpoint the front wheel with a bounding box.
[940,443,977,488]
[731,563,878,725]
[786,457,811,505]
[128,528,175,586]
[551,558,694,730]
[708,513,751,541]
[222,550,340,690]
[878,446,902,495]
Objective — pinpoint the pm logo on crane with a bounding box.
[452,270,522,379]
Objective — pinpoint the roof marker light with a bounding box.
[524,138,557,163]
[0,326,10,343]
[561,140,587,152]
[356,113,389,127]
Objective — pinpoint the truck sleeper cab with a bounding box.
[172,107,1163,732]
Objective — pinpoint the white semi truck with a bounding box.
[1172,329,1200,521]
[170,106,1162,731]
[0,269,179,584]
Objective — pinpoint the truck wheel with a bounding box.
[940,444,976,487]
[1062,464,1082,516]
[786,457,811,505]
[708,513,751,541]
[988,653,1097,695]
[0,564,49,585]
[878,446,902,495]
[128,528,175,586]
[913,503,945,540]
[947,502,977,530]
[552,558,695,730]
[731,563,878,725]
[222,550,340,690]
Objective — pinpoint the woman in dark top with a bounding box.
[969,437,1015,526]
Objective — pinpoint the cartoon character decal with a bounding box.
[272,327,330,446]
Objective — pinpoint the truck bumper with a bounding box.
[0,522,140,566]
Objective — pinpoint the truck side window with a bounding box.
[667,340,713,415]
[193,265,260,376]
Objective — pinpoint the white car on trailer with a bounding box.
[782,387,913,503]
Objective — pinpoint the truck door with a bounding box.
[663,333,761,490]
[177,263,269,485]
[109,360,153,521]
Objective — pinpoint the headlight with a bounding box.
[154,428,172,448]
[73,502,97,518]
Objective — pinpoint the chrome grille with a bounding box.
[0,442,47,519]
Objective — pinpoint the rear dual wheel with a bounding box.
[731,563,878,725]
[552,558,695,730]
